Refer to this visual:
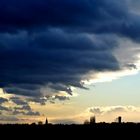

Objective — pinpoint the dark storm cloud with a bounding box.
[0,0,140,98]
[0,0,127,30]
[0,0,139,41]
[1,29,119,97]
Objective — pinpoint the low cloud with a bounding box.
[0,105,12,111]
[28,97,47,105]
[0,95,41,118]
[54,95,70,101]
[25,111,40,116]
[89,107,103,115]
[0,97,8,104]
[0,116,19,122]
[10,97,28,106]
[14,105,31,112]
[89,106,137,115]
[12,110,40,116]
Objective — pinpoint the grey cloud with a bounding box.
[12,110,26,115]
[54,95,70,101]
[0,97,41,117]
[0,116,19,122]
[10,97,28,105]
[12,110,40,116]
[13,104,40,116]
[125,63,137,70]
[28,97,47,105]
[49,101,55,104]
[0,105,11,111]
[89,106,133,115]
[14,105,31,111]
[107,107,127,114]
[0,97,8,104]
[25,111,40,116]
[21,105,31,111]
[90,107,103,115]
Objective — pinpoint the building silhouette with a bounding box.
[38,121,43,125]
[118,116,122,123]
[45,118,48,125]
[115,116,122,123]
[90,116,96,124]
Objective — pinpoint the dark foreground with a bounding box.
[1,123,140,138]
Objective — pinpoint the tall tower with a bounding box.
[90,116,96,124]
[45,118,48,125]
[115,116,122,123]
[118,116,122,123]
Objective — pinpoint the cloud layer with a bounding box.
[0,95,41,120]
[0,0,140,99]
[89,106,136,115]
[87,105,140,122]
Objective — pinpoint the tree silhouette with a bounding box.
[84,120,90,125]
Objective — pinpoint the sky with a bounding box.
[0,0,140,124]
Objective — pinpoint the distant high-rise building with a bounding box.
[90,116,96,124]
[115,116,122,123]
[118,116,122,123]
